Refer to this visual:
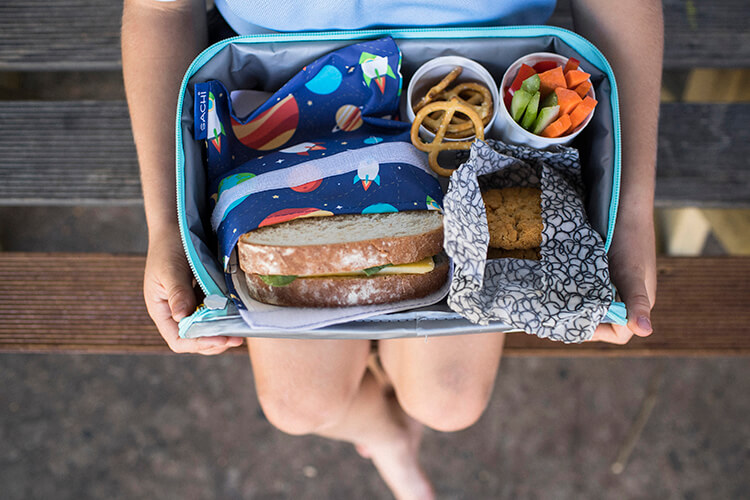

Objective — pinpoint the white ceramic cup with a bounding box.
[406,56,499,142]
[492,52,596,149]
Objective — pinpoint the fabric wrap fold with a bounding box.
[444,140,613,343]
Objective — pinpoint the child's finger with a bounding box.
[146,295,227,354]
[167,280,198,323]
[226,336,245,348]
[196,336,230,349]
[171,333,230,354]
[591,323,633,345]
[195,336,244,355]
[622,283,654,337]
[591,323,617,342]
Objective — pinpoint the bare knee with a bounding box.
[396,366,495,432]
[256,381,357,436]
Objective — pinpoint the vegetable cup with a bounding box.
[492,52,597,149]
[406,56,499,142]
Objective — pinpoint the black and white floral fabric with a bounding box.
[443,140,613,343]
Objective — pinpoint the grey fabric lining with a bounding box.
[179,33,615,297]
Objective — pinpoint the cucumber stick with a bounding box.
[510,89,533,122]
[532,105,560,135]
[521,92,540,130]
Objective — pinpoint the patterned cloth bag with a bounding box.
[193,36,443,273]
[443,140,613,343]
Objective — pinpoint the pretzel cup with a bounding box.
[421,82,494,138]
[412,66,463,112]
[411,97,485,177]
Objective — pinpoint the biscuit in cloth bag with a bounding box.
[443,140,613,343]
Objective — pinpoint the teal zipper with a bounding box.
[175,26,622,295]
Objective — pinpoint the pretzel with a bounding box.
[421,83,494,137]
[411,66,463,112]
[442,82,493,121]
[441,83,493,114]
[410,97,485,177]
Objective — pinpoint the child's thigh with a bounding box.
[378,332,505,431]
[246,338,371,433]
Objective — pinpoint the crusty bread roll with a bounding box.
[244,253,449,307]
[237,210,447,307]
[238,211,444,276]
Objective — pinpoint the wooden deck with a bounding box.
[1,0,747,70]
[1,253,747,356]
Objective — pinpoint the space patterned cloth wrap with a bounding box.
[443,140,613,343]
[193,37,443,273]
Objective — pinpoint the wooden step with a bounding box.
[551,0,750,69]
[0,101,140,205]
[1,253,748,355]
[1,101,747,207]
[660,0,750,69]
[0,0,747,71]
[655,102,750,208]
[0,0,123,71]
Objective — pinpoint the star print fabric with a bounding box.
[443,140,613,343]
[193,37,443,272]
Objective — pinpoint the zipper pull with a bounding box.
[204,294,228,310]
[178,294,237,338]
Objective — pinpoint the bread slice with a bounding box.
[244,253,450,307]
[238,211,444,276]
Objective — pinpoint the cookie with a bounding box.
[482,187,543,250]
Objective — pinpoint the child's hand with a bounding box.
[143,228,244,354]
[590,209,656,344]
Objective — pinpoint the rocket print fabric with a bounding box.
[193,37,443,272]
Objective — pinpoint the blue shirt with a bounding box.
[214,0,557,34]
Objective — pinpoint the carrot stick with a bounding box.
[554,87,583,115]
[538,66,567,96]
[573,80,592,99]
[541,113,572,138]
[567,96,598,133]
[565,69,591,89]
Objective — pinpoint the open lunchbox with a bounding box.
[176,26,627,341]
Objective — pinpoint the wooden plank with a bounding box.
[1,101,747,207]
[547,0,750,69]
[0,0,748,71]
[0,0,122,71]
[0,253,748,355]
[655,102,750,208]
[660,0,750,69]
[0,101,141,205]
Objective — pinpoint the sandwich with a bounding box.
[237,210,448,307]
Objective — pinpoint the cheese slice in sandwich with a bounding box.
[238,211,448,307]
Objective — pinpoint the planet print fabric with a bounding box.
[193,36,444,272]
[443,140,613,343]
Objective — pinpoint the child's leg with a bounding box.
[246,338,371,435]
[378,332,506,432]
[247,338,434,500]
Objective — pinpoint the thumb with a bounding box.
[165,266,198,323]
[621,279,653,337]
